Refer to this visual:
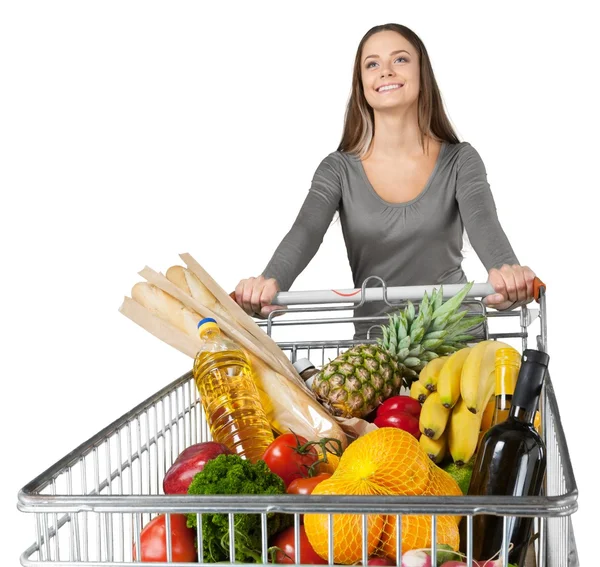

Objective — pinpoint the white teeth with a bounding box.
[378,84,402,92]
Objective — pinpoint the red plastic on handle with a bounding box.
[533,277,546,302]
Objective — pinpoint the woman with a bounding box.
[234,23,537,338]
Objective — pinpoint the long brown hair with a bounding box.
[337,24,460,157]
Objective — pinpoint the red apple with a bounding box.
[163,442,232,494]
[374,411,421,439]
[377,395,422,419]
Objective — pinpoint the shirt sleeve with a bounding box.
[456,143,520,271]
[261,153,343,291]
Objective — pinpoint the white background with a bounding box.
[1,1,597,565]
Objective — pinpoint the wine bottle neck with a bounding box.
[509,404,537,425]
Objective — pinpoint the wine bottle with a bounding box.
[463,348,549,566]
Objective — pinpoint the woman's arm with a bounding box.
[455,143,519,270]
[456,143,536,308]
[235,153,342,316]
[261,152,343,291]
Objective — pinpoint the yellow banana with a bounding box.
[418,356,449,392]
[420,428,447,464]
[410,379,430,403]
[448,397,485,465]
[419,391,452,440]
[437,347,472,409]
[460,340,513,414]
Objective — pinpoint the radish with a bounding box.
[401,549,432,567]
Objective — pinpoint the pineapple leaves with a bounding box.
[420,351,440,362]
[406,301,415,324]
[404,357,421,368]
[408,344,425,358]
[431,281,474,320]
[423,330,447,341]
[409,325,425,344]
[398,347,411,360]
[445,315,486,339]
[431,286,444,313]
[437,344,460,355]
[430,311,452,332]
[377,281,479,385]
[421,338,444,351]
[448,309,468,326]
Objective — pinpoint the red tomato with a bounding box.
[377,395,422,419]
[271,525,327,564]
[286,473,332,495]
[133,513,197,562]
[374,411,421,439]
[263,433,320,487]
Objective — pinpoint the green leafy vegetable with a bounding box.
[186,453,293,563]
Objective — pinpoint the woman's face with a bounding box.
[360,30,420,112]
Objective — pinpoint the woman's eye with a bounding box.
[366,56,407,69]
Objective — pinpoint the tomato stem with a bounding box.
[286,430,344,478]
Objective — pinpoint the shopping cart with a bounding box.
[17,280,579,566]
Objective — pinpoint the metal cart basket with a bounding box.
[17,281,579,566]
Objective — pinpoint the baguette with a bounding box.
[140,266,294,385]
[131,282,199,337]
[179,253,305,389]
[124,280,348,449]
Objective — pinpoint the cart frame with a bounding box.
[17,282,579,566]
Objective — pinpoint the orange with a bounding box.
[304,478,385,564]
[423,462,463,524]
[379,514,460,557]
[336,427,432,495]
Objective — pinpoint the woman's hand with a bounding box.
[234,275,285,318]
[484,264,537,310]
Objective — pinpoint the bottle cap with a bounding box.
[197,317,219,335]
[495,347,521,367]
[293,358,316,376]
[523,349,550,366]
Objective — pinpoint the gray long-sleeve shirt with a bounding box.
[262,141,518,339]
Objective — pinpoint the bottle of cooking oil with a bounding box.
[193,318,274,462]
[491,347,521,426]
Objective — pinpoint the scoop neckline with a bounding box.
[355,141,447,208]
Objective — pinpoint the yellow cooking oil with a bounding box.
[193,318,274,463]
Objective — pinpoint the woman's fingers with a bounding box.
[486,264,538,310]
[234,276,281,317]
[237,277,257,315]
[250,277,265,315]
[500,264,518,305]
[485,268,510,309]
[511,265,528,305]
[523,266,536,300]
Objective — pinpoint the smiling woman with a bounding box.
[234,23,538,339]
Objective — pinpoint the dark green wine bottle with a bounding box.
[462,348,549,566]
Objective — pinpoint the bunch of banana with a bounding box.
[418,340,519,466]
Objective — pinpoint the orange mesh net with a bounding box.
[303,428,462,562]
[379,514,460,557]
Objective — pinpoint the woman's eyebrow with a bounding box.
[363,49,410,63]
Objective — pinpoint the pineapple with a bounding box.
[310,282,485,418]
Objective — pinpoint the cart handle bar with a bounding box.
[256,277,545,306]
